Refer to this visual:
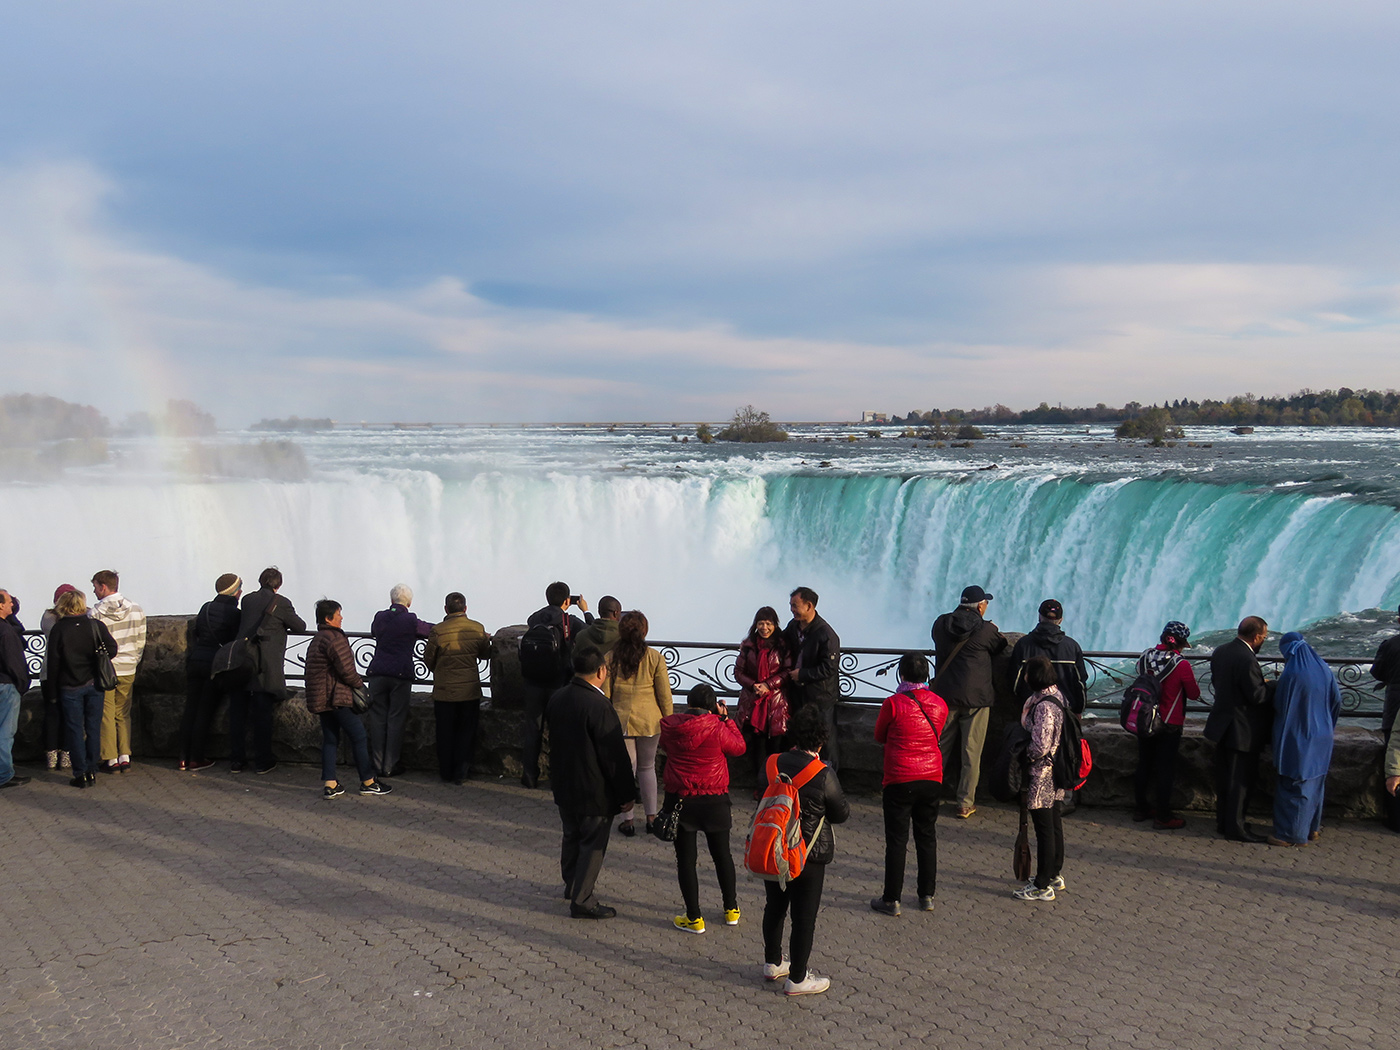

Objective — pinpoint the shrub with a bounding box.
[956,424,984,440]
[696,423,714,444]
[716,406,788,443]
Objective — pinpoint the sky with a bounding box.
[1,0,1399,424]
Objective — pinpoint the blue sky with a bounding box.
[2,1,1398,423]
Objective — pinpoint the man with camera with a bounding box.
[518,582,594,788]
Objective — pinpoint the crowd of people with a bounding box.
[0,570,1397,998]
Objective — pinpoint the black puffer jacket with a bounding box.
[773,749,849,865]
[187,594,242,669]
[783,614,841,711]
[1010,622,1088,712]
[931,606,1007,709]
[1372,633,1400,735]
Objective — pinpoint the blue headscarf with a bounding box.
[1272,632,1342,781]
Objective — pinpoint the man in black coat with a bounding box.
[783,586,842,770]
[931,585,1007,818]
[0,589,32,789]
[1204,616,1272,842]
[230,567,306,775]
[1370,605,1400,831]
[546,645,636,919]
[519,581,593,789]
[1009,599,1088,712]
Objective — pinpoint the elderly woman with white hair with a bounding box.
[366,583,433,778]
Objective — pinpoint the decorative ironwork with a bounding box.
[22,632,45,678]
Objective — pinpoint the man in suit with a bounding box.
[1205,616,1272,842]
[545,645,637,919]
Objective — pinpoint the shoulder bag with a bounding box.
[211,597,277,689]
[90,620,119,692]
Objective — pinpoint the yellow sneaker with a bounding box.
[673,915,706,934]
[723,908,741,926]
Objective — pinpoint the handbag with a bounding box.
[90,620,118,692]
[211,597,277,689]
[653,793,684,842]
[349,683,370,715]
[1014,799,1033,882]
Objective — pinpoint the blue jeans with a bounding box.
[61,684,104,777]
[0,682,19,785]
[319,708,373,784]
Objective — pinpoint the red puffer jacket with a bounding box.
[874,686,948,787]
[659,711,747,796]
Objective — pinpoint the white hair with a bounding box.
[390,583,413,606]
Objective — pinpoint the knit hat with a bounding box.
[52,583,78,605]
[1038,598,1064,620]
[216,573,242,596]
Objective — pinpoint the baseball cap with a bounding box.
[960,585,993,604]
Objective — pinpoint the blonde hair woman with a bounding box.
[605,611,673,836]
[43,590,117,789]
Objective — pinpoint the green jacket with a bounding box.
[424,613,492,702]
[575,617,620,658]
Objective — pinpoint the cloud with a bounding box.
[0,160,1397,424]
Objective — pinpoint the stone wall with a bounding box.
[13,619,1391,816]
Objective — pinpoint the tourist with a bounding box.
[1371,606,1400,831]
[546,646,637,919]
[179,573,242,771]
[735,606,792,796]
[423,592,493,783]
[91,570,146,773]
[605,610,673,835]
[1009,599,1087,712]
[1268,632,1341,847]
[39,585,77,771]
[1132,621,1200,830]
[366,584,433,778]
[1014,656,1069,902]
[305,599,390,799]
[931,585,1008,818]
[783,586,842,770]
[870,652,946,916]
[1204,616,1272,843]
[518,582,593,789]
[0,588,32,789]
[44,589,117,789]
[575,595,622,656]
[658,683,746,934]
[4,593,22,632]
[760,705,849,996]
[229,567,306,775]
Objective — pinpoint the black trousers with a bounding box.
[1030,802,1065,889]
[1134,728,1183,819]
[521,682,556,786]
[763,863,826,982]
[559,811,612,908]
[44,697,64,751]
[674,801,737,920]
[179,666,225,763]
[228,690,276,767]
[434,701,480,782]
[743,725,783,787]
[366,676,413,776]
[1214,746,1260,838]
[820,702,840,772]
[882,780,940,901]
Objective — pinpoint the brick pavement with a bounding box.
[2,764,1397,1049]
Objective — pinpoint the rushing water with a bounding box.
[5,423,1400,654]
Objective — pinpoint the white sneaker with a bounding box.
[1049,875,1066,892]
[784,972,831,996]
[1013,884,1056,902]
[762,960,790,981]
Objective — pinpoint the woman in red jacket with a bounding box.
[658,683,746,934]
[734,607,791,796]
[871,653,947,916]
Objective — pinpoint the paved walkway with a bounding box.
[2,765,1397,1049]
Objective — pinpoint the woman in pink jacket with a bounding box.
[658,684,746,935]
[871,653,947,916]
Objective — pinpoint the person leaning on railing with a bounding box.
[422,592,493,784]
[1373,605,1400,831]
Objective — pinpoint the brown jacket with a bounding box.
[604,646,674,737]
[423,613,492,702]
[304,625,363,714]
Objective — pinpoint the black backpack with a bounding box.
[1045,695,1089,791]
[991,694,1090,800]
[519,621,566,684]
[1118,652,1178,738]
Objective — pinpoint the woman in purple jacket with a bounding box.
[365,584,432,778]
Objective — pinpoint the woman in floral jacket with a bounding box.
[1015,656,1067,902]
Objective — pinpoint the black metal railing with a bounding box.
[22,632,1384,718]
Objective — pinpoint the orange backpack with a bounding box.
[743,753,826,886]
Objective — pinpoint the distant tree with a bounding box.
[956,424,985,440]
[716,406,788,443]
[0,394,110,446]
[696,422,714,444]
[163,399,217,436]
[1115,407,1184,442]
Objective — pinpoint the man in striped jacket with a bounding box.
[91,570,147,772]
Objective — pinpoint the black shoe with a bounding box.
[617,820,636,837]
[870,897,901,916]
[255,762,278,775]
[188,759,216,772]
[570,902,617,919]
[1225,828,1268,844]
[86,771,96,786]
[99,762,118,774]
[0,775,30,788]
[230,762,246,774]
[70,775,87,789]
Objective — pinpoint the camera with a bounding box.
[570,595,583,605]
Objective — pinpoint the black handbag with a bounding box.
[211,597,277,688]
[653,793,684,842]
[91,621,118,692]
[349,683,370,715]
